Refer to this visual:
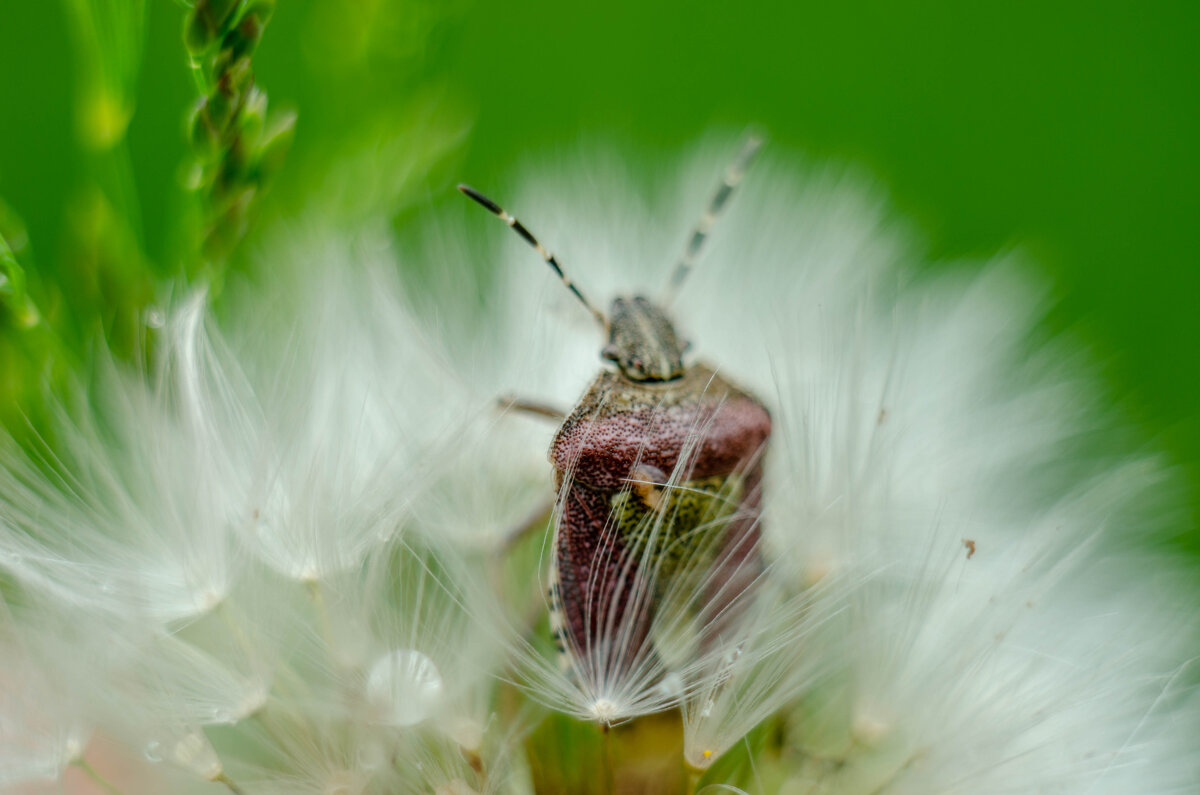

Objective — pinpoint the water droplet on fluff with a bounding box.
[366,648,444,727]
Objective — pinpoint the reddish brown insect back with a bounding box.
[459,136,767,713]
[549,296,771,686]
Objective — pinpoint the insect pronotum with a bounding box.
[459,137,771,719]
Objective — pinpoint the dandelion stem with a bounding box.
[602,724,615,794]
[215,598,256,660]
[213,771,247,794]
[304,577,337,654]
[71,758,126,795]
[862,751,922,795]
[611,713,688,794]
[214,600,310,734]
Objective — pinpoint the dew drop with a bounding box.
[145,307,166,328]
[655,672,684,700]
[183,163,204,190]
[355,742,385,772]
[366,648,444,727]
[206,706,235,724]
[143,740,162,763]
[851,710,891,745]
[64,737,84,761]
[172,732,222,779]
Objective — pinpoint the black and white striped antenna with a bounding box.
[458,184,608,329]
[661,134,763,305]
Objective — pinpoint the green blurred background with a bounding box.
[1,0,1197,545]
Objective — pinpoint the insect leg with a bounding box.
[500,496,555,552]
[497,394,567,422]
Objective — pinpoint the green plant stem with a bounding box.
[213,771,247,794]
[72,758,126,795]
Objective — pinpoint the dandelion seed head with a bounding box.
[469,138,1199,789]
[0,136,1195,792]
[587,698,619,723]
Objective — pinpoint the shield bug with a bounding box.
[459,138,770,718]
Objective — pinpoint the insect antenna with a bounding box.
[661,134,763,305]
[458,184,608,329]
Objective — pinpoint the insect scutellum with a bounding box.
[457,133,762,384]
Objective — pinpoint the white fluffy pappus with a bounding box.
[0,136,1194,793]
[0,238,535,791]
[423,139,1199,790]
